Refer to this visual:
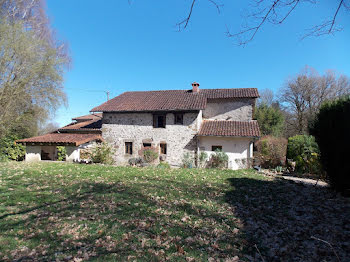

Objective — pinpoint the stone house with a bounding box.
[91,83,260,169]
[17,114,103,162]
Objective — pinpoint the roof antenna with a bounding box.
[105,91,110,101]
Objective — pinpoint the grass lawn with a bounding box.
[0,162,349,261]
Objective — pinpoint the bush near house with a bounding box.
[143,149,158,163]
[198,151,208,168]
[91,142,115,165]
[286,135,321,174]
[182,152,194,168]
[0,134,25,161]
[138,146,158,164]
[255,136,287,168]
[208,149,229,169]
[56,146,66,161]
[310,95,350,193]
[156,161,171,169]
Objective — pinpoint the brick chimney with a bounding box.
[192,82,200,93]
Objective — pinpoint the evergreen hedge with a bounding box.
[310,96,350,193]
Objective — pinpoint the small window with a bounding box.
[125,142,133,155]
[160,143,167,154]
[153,114,166,128]
[174,113,184,125]
[143,143,151,148]
[212,145,222,152]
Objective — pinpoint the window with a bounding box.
[125,142,133,155]
[160,143,167,154]
[174,113,184,125]
[143,143,151,148]
[153,114,166,128]
[212,145,222,152]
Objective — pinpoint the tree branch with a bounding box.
[329,0,344,33]
[311,236,341,262]
[177,0,197,31]
[177,0,348,45]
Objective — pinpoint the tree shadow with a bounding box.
[225,177,350,261]
[0,179,242,261]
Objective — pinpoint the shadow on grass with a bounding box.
[0,180,242,261]
[225,177,350,261]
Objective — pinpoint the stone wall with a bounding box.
[102,112,200,167]
[202,98,254,121]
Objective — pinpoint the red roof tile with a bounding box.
[16,133,103,146]
[198,120,260,137]
[200,88,259,99]
[59,119,102,132]
[72,113,102,121]
[91,88,259,112]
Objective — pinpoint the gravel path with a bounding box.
[280,175,328,187]
[260,169,329,187]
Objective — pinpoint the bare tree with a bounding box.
[178,0,349,45]
[279,66,350,135]
[257,88,275,106]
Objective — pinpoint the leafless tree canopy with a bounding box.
[257,88,275,106]
[178,0,349,45]
[279,66,350,135]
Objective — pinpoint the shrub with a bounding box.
[255,136,287,168]
[128,157,144,166]
[80,148,92,160]
[287,135,321,174]
[235,158,254,169]
[208,149,229,169]
[56,146,66,161]
[157,162,171,169]
[182,152,194,168]
[310,95,350,193]
[198,151,208,168]
[0,134,25,161]
[91,142,115,165]
[142,148,158,163]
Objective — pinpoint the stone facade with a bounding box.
[102,112,201,167]
[203,98,254,121]
[101,97,257,169]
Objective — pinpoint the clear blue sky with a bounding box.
[46,0,350,126]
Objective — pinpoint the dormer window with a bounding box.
[153,114,166,128]
[174,113,184,125]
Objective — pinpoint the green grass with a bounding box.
[0,162,349,261]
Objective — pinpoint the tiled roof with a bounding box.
[16,133,103,146]
[198,120,260,137]
[72,113,102,121]
[91,88,259,112]
[59,119,102,132]
[200,88,259,99]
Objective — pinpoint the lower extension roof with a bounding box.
[16,133,103,146]
[198,120,260,138]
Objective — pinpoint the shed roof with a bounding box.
[198,120,260,137]
[16,133,103,146]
